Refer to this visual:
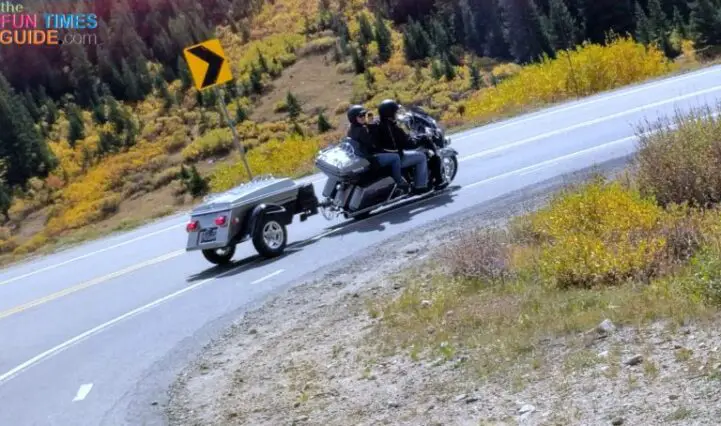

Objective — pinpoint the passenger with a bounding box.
[346,105,410,192]
[372,99,430,194]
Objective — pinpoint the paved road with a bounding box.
[1,65,721,426]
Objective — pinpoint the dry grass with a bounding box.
[635,102,721,208]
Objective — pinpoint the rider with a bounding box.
[372,99,430,194]
[346,105,410,192]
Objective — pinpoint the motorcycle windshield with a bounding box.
[316,140,359,168]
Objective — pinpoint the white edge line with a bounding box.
[72,383,93,402]
[452,65,721,141]
[0,262,247,385]
[251,269,285,285]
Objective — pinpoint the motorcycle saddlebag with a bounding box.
[315,137,371,181]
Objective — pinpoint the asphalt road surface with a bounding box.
[1,65,721,426]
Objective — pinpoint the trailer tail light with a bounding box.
[186,220,199,232]
[215,215,227,226]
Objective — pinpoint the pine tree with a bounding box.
[374,13,393,63]
[430,16,452,59]
[459,0,482,53]
[647,0,670,39]
[257,48,269,73]
[351,45,366,74]
[402,19,433,61]
[358,13,375,47]
[503,0,556,63]
[442,55,456,80]
[286,91,301,120]
[548,0,578,50]
[402,27,418,60]
[181,164,209,197]
[0,177,10,218]
[120,59,141,101]
[671,6,687,39]
[689,0,721,48]
[317,112,332,133]
[482,0,512,59]
[249,64,263,93]
[431,59,443,79]
[635,2,652,44]
[582,0,634,44]
[67,103,85,147]
[469,60,482,90]
[364,68,375,89]
[22,89,40,123]
[235,101,247,123]
[0,73,56,188]
[92,101,107,125]
[45,99,58,126]
[177,56,192,90]
[64,43,99,107]
[646,0,676,57]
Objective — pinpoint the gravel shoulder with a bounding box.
[165,158,721,426]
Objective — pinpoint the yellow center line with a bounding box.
[0,249,185,321]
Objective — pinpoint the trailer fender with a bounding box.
[246,204,290,236]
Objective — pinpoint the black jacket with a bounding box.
[347,123,378,159]
[371,119,415,156]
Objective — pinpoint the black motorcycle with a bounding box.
[315,106,459,221]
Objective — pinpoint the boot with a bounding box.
[396,178,410,192]
[411,185,432,195]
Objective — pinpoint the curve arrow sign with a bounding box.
[183,39,233,91]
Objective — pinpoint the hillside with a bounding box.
[0,0,719,264]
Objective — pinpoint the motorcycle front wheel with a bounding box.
[443,155,458,183]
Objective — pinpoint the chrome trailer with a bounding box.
[185,176,320,265]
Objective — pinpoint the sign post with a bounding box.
[183,38,253,181]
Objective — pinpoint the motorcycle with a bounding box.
[314,105,459,221]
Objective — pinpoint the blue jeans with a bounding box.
[373,153,404,185]
[400,151,428,188]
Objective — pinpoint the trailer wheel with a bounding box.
[252,216,287,258]
[202,245,236,265]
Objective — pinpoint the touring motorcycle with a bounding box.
[315,105,459,221]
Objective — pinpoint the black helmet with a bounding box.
[347,104,367,124]
[378,99,400,120]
